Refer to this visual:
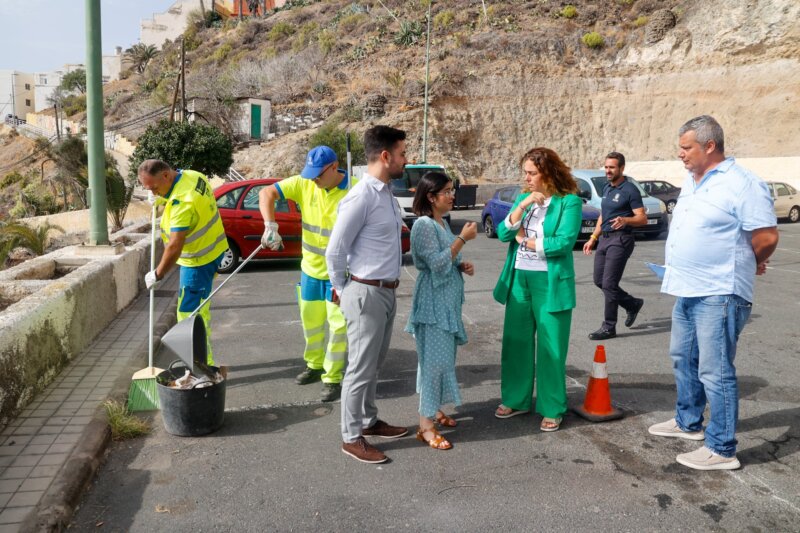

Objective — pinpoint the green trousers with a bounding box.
[500,269,572,419]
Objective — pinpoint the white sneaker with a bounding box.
[676,446,741,471]
[648,418,705,441]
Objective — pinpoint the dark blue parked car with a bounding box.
[481,185,601,242]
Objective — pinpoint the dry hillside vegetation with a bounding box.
[8,0,800,189]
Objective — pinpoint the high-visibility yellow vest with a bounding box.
[160,169,228,268]
[276,172,355,279]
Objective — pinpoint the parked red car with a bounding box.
[214,178,410,274]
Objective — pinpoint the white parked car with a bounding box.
[767,182,799,223]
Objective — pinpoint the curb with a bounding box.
[20,290,178,532]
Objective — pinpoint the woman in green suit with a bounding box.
[493,147,582,432]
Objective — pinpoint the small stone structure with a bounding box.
[362,94,387,119]
[645,9,677,44]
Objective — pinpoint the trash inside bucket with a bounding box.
[156,364,226,437]
[159,315,216,379]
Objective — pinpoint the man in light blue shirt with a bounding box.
[648,115,778,471]
[327,125,409,464]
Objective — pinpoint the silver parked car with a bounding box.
[767,182,799,223]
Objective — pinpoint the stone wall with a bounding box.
[0,224,160,429]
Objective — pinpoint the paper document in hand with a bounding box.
[645,262,666,280]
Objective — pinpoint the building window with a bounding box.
[25,83,31,90]
[39,75,47,85]
[25,99,31,107]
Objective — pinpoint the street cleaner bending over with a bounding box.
[139,159,228,365]
[259,146,353,402]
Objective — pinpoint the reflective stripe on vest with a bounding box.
[302,241,327,256]
[180,232,227,259]
[302,221,332,237]
[184,211,221,245]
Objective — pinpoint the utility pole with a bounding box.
[10,72,16,120]
[421,0,432,163]
[53,104,61,140]
[85,0,109,245]
[180,37,187,122]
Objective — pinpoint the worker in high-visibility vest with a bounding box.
[259,146,354,402]
[139,159,228,365]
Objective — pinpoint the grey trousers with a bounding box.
[339,280,397,443]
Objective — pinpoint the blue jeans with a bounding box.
[669,295,752,457]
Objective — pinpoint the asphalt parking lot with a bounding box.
[71,210,800,532]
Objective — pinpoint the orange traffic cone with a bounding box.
[573,345,624,422]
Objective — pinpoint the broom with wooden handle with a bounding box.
[128,198,164,411]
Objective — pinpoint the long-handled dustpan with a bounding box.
[129,202,165,411]
[159,244,264,377]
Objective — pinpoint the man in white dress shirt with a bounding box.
[326,125,410,464]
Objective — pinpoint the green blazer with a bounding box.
[492,193,583,313]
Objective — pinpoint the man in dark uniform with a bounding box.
[583,152,647,340]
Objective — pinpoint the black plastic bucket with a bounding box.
[156,363,226,437]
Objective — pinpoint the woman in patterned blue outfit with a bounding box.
[406,172,478,450]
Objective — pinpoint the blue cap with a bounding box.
[300,146,338,179]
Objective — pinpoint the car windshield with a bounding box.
[591,175,650,197]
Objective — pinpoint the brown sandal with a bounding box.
[416,426,452,450]
[435,412,457,427]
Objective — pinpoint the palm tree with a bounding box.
[0,222,65,256]
[125,43,159,74]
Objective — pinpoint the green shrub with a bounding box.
[581,32,605,48]
[212,42,233,62]
[104,400,150,440]
[394,20,424,46]
[61,94,86,116]
[633,15,649,27]
[560,5,578,19]
[434,10,455,30]
[183,24,201,51]
[1,171,26,188]
[347,45,367,62]
[308,119,365,166]
[318,29,336,55]
[292,21,319,52]
[128,120,233,181]
[339,13,367,32]
[268,21,295,42]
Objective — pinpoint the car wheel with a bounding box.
[484,215,497,238]
[666,200,677,214]
[789,206,800,223]
[217,240,240,274]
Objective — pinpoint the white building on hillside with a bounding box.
[33,52,125,113]
[0,70,36,120]
[34,64,83,112]
[140,0,197,48]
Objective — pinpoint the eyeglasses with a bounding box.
[436,189,456,197]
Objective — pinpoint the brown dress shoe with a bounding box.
[362,420,409,439]
[341,437,388,464]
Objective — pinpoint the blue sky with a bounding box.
[0,0,175,72]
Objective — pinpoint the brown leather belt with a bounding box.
[350,275,399,290]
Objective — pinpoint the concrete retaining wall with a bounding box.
[0,224,160,429]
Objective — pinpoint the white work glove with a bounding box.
[261,221,283,251]
[145,270,160,290]
[146,191,166,207]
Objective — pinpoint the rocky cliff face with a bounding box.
[234,0,800,183]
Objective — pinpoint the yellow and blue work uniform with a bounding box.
[160,169,228,365]
[275,171,353,384]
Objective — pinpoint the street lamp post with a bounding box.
[85,0,109,245]
[421,0,432,163]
